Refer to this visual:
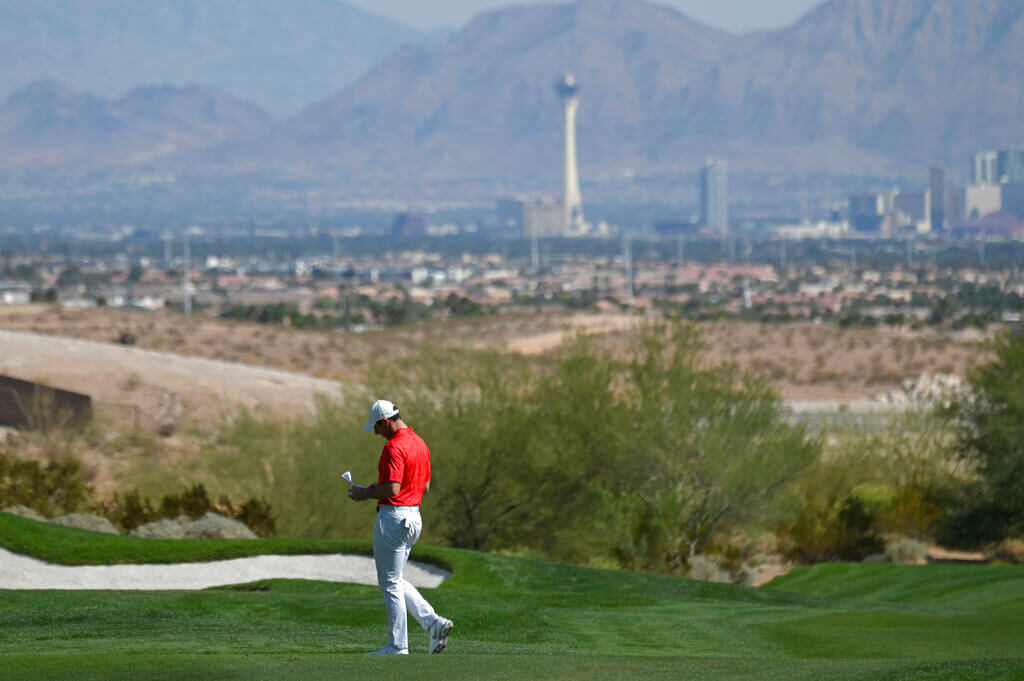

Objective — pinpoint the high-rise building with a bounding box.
[973,149,1024,185]
[1002,150,1024,183]
[391,212,426,237]
[849,193,885,233]
[1002,183,1024,221]
[555,73,583,233]
[892,191,931,233]
[965,184,1002,221]
[929,167,946,232]
[521,199,563,239]
[973,151,999,185]
[700,158,729,236]
[946,185,965,227]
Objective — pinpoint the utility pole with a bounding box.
[623,232,634,310]
[163,231,173,268]
[530,226,540,271]
[183,231,192,316]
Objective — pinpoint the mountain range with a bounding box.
[0,82,271,169]
[275,0,1024,187]
[0,0,433,117]
[1,0,1023,213]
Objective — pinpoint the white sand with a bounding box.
[0,546,449,590]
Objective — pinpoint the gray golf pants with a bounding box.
[372,505,440,652]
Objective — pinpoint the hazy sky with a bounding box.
[344,0,824,33]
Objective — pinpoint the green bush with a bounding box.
[109,490,157,531]
[0,452,90,518]
[160,483,213,520]
[781,494,885,563]
[103,484,277,537]
[944,330,1024,545]
[780,409,970,561]
[187,321,816,570]
[234,496,277,538]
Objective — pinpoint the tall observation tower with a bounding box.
[555,73,584,232]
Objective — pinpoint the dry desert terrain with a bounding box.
[0,304,990,419]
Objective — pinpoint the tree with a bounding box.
[618,321,819,571]
[443,292,483,317]
[943,330,1024,545]
[408,350,541,551]
[396,337,626,558]
[376,321,818,571]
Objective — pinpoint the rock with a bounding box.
[130,517,190,539]
[130,512,257,540]
[185,512,257,539]
[52,513,120,535]
[3,505,48,522]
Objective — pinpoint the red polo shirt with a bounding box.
[378,427,431,507]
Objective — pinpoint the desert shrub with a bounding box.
[104,485,275,536]
[781,494,885,563]
[235,497,277,538]
[784,409,970,560]
[188,399,373,540]
[738,563,759,586]
[687,555,730,583]
[0,452,90,518]
[885,538,928,564]
[108,490,157,531]
[160,483,212,519]
[189,322,815,569]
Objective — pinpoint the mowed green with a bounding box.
[0,513,1022,681]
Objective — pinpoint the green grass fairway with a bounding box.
[1,513,1023,680]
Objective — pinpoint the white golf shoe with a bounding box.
[368,646,408,655]
[429,617,453,654]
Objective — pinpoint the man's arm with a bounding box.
[424,480,430,495]
[348,481,400,502]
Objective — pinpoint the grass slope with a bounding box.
[1,513,1023,680]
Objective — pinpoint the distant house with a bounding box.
[0,281,31,305]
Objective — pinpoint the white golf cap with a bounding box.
[363,399,399,432]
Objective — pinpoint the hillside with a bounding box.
[0,82,272,169]
[0,303,991,426]
[0,0,427,117]
[2,0,1021,207]
[267,0,1024,187]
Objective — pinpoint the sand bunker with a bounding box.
[0,546,449,590]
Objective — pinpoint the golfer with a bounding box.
[348,399,453,655]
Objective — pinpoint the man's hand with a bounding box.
[347,485,370,502]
